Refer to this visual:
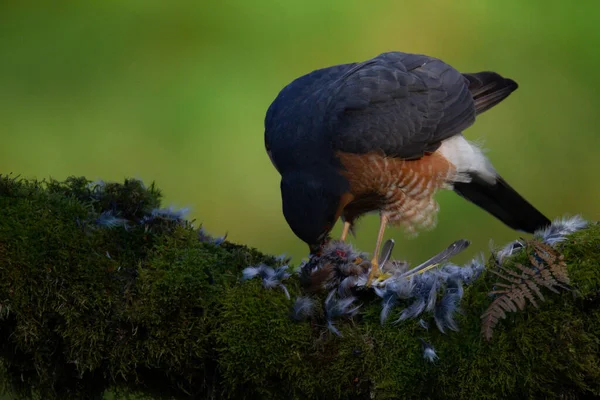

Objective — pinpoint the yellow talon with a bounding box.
[367,258,379,286]
[374,272,393,283]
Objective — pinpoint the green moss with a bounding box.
[217,279,311,398]
[0,175,277,399]
[0,175,599,399]
[213,224,600,400]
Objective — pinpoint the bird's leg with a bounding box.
[340,220,364,264]
[340,221,351,242]
[367,213,389,286]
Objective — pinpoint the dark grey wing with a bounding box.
[325,52,476,159]
[265,63,355,143]
[265,63,359,174]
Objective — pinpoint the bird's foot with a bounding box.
[366,257,380,286]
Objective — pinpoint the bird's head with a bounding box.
[280,171,349,256]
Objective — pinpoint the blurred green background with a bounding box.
[1,0,599,267]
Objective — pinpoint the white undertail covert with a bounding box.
[438,134,497,184]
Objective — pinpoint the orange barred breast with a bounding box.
[336,150,456,234]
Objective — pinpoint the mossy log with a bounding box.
[0,175,599,400]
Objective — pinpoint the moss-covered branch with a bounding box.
[0,175,598,399]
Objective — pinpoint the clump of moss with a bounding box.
[215,224,600,400]
[0,175,279,399]
[0,174,599,400]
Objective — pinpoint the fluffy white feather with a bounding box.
[438,134,496,184]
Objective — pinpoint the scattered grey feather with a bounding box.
[139,206,189,229]
[438,256,484,284]
[95,211,129,228]
[274,265,291,281]
[324,290,361,336]
[213,233,228,246]
[197,226,212,242]
[378,239,395,266]
[241,265,291,298]
[423,347,439,363]
[387,255,483,330]
[405,273,440,317]
[355,274,369,287]
[379,290,397,325]
[280,284,290,299]
[291,296,315,321]
[297,239,487,332]
[262,273,281,289]
[375,278,415,324]
[425,278,440,312]
[396,297,426,322]
[296,259,308,275]
[385,260,411,275]
[399,239,470,278]
[275,253,292,264]
[494,216,587,265]
[418,319,429,330]
[86,179,106,190]
[241,265,262,281]
[149,206,190,221]
[535,215,588,245]
[198,226,228,245]
[460,256,485,284]
[388,277,415,299]
[325,290,361,319]
[434,278,463,333]
[418,338,439,363]
[327,320,341,336]
[87,179,106,200]
[495,240,525,265]
[261,265,291,286]
[338,276,359,297]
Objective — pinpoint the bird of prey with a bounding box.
[264,51,550,284]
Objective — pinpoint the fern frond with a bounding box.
[480,290,525,341]
[498,265,526,280]
[524,278,544,304]
[489,269,521,284]
[481,311,499,342]
[493,282,514,289]
[488,290,511,295]
[530,240,555,264]
[481,240,571,341]
[514,263,538,278]
[528,253,544,271]
[532,241,570,284]
[499,293,519,312]
[507,288,527,310]
[550,259,570,285]
[518,282,539,308]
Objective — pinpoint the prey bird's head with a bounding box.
[280,170,347,256]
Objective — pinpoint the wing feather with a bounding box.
[325,52,476,159]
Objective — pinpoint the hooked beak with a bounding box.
[309,233,330,257]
